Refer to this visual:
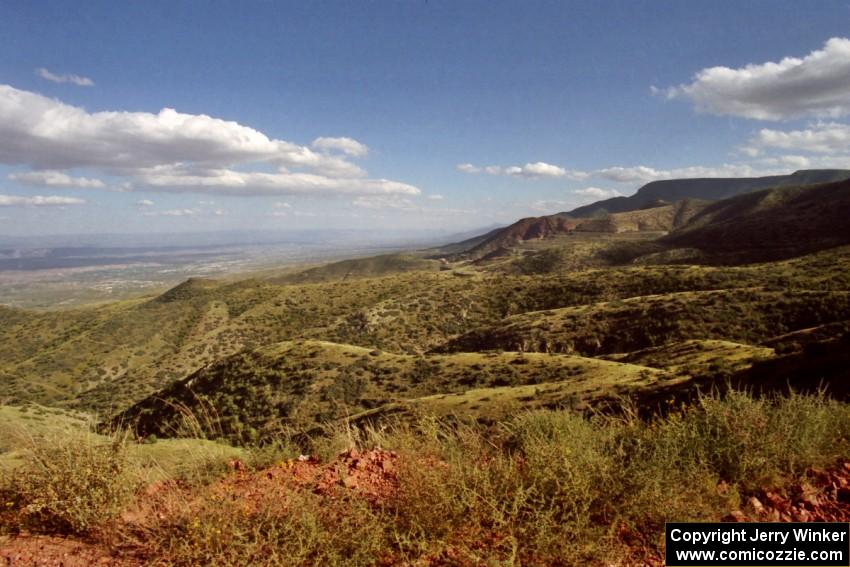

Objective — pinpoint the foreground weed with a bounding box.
[0,431,135,535]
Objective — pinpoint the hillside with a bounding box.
[440,170,850,262]
[566,169,850,218]
[112,339,675,442]
[442,215,578,261]
[271,253,442,284]
[435,289,850,356]
[573,199,708,233]
[4,241,850,415]
[659,179,850,262]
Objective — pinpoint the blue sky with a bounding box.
[2,0,850,235]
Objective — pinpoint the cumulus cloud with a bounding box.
[135,165,420,197]
[595,163,781,184]
[744,122,850,154]
[456,163,480,174]
[757,155,813,169]
[574,187,623,199]
[660,37,850,120]
[9,170,105,188]
[35,67,94,87]
[457,161,588,180]
[312,136,369,157]
[0,85,347,171]
[136,199,155,206]
[0,194,85,206]
[0,84,417,198]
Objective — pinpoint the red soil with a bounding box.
[0,534,141,566]
[3,455,849,566]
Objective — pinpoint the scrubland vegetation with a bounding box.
[2,180,850,564]
[2,391,849,565]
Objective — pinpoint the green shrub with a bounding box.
[0,433,135,535]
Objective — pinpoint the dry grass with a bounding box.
[4,391,841,564]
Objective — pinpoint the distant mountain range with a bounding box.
[439,169,850,262]
[565,169,850,218]
[661,177,850,262]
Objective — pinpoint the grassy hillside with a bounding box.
[436,289,850,356]
[4,243,850,415]
[573,199,708,233]
[603,339,774,376]
[660,179,850,262]
[2,183,850,441]
[271,253,442,284]
[106,246,850,443]
[112,339,673,442]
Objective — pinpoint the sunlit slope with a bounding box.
[435,289,850,356]
[2,246,849,414]
[271,253,442,284]
[112,339,673,442]
[602,339,775,376]
[573,199,708,233]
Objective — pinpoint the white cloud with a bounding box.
[521,162,570,178]
[0,85,345,171]
[456,163,480,174]
[274,201,292,209]
[0,194,85,206]
[142,208,198,217]
[661,37,850,120]
[426,194,444,200]
[457,161,588,180]
[35,67,94,87]
[136,199,155,207]
[745,122,850,154]
[0,84,417,198]
[9,170,105,188]
[595,166,665,183]
[575,187,623,199]
[136,165,419,197]
[312,136,369,157]
[595,163,782,184]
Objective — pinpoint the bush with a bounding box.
[0,432,135,535]
[4,391,848,564]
